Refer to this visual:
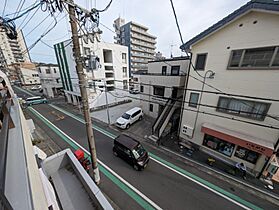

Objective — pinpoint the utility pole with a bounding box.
[67,1,100,184]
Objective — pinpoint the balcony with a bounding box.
[131,39,156,50]
[131,33,157,44]
[130,27,156,39]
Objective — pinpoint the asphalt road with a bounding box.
[14,87,278,210]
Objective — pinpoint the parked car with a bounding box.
[113,134,149,170]
[25,96,48,106]
[116,107,143,129]
[129,89,140,94]
[31,85,42,91]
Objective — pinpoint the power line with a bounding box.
[19,5,41,29]
[110,86,279,130]
[96,0,113,12]
[111,85,278,121]
[13,0,26,18]
[40,40,54,49]
[2,0,7,16]
[25,14,50,37]
[113,79,279,102]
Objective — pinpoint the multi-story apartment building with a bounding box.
[0,29,30,65]
[54,38,129,109]
[37,63,63,98]
[133,57,189,141]
[114,18,157,74]
[179,0,279,176]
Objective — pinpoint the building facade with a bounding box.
[133,57,189,141]
[0,29,30,65]
[8,62,40,85]
[37,63,62,98]
[179,0,279,175]
[114,18,157,74]
[54,38,129,109]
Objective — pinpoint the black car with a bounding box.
[113,134,149,170]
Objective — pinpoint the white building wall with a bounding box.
[21,68,40,85]
[179,11,279,172]
[38,64,62,98]
[134,58,189,118]
[56,39,129,108]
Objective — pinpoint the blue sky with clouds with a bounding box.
[2,0,249,64]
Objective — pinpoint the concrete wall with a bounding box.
[55,39,129,109]
[179,11,279,173]
[38,65,62,98]
[21,67,40,85]
[133,59,188,118]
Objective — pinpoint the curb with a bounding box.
[143,138,279,204]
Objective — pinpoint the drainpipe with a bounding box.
[177,53,192,139]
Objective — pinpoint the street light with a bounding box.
[192,70,215,137]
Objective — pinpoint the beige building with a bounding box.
[179,0,279,175]
[9,62,40,85]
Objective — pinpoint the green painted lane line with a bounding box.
[49,104,117,139]
[28,107,159,210]
[149,153,262,210]
[50,104,263,210]
[29,107,79,150]
[14,86,35,97]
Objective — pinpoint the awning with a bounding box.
[201,123,274,157]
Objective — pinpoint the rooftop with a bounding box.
[180,0,279,51]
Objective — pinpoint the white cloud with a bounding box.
[3,0,249,63]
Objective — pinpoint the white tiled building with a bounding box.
[37,63,62,98]
[54,38,129,109]
[179,0,279,175]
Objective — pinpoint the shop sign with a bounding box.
[245,142,266,154]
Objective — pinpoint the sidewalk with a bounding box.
[52,100,279,202]
[160,133,279,196]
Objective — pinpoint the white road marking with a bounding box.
[49,104,257,210]
[150,157,251,210]
[30,107,163,210]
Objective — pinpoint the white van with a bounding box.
[116,107,143,129]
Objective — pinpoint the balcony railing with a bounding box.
[133,72,186,76]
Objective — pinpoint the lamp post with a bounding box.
[192,70,215,137]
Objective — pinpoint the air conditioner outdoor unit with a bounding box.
[182,125,193,137]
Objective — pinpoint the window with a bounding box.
[123,67,127,77]
[228,46,279,69]
[189,92,199,107]
[195,53,207,70]
[56,78,59,83]
[203,134,235,157]
[153,86,165,97]
[171,65,180,75]
[53,68,57,73]
[84,47,90,56]
[149,104,153,112]
[140,85,144,93]
[162,66,167,75]
[38,68,41,73]
[217,97,270,121]
[234,146,259,164]
[122,53,127,63]
[45,68,51,74]
[103,49,113,63]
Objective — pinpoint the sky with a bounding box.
[2,0,249,64]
